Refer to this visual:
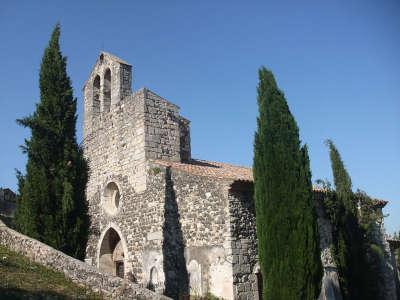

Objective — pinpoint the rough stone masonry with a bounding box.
[83,52,260,299]
[82,52,399,300]
[0,218,168,299]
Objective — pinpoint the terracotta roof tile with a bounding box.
[153,159,253,182]
[152,160,388,206]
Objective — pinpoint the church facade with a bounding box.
[83,52,261,299]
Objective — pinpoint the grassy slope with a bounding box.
[0,244,103,299]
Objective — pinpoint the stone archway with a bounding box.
[98,227,126,278]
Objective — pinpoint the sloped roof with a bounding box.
[154,159,253,182]
[153,160,390,207]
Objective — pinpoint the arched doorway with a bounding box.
[99,227,125,278]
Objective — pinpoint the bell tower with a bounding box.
[83,52,132,137]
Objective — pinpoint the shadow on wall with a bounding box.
[162,167,189,298]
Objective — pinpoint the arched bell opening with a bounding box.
[98,227,125,278]
[93,75,100,114]
[103,68,111,112]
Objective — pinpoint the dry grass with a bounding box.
[0,244,103,299]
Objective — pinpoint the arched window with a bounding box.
[93,75,100,114]
[102,182,120,215]
[103,68,111,112]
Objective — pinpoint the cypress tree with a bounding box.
[326,140,366,299]
[326,140,354,213]
[253,67,322,300]
[14,24,89,260]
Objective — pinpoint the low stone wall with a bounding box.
[0,220,169,300]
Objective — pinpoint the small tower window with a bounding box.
[103,182,120,215]
[103,68,111,112]
[93,75,100,114]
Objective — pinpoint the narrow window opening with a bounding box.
[93,75,100,114]
[103,68,111,112]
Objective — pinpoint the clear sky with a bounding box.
[0,1,399,233]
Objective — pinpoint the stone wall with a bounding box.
[166,166,234,299]
[83,55,191,195]
[314,193,342,300]
[85,163,167,282]
[0,219,168,299]
[83,87,147,194]
[85,160,247,299]
[179,117,191,162]
[228,182,260,299]
[143,89,184,162]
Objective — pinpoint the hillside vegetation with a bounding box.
[0,244,102,299]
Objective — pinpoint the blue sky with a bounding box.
[0,1,399,233]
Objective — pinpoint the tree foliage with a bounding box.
[14,24,89,260]
[325,140,383,299]
[394,232,400,269]
[253,67,322,300]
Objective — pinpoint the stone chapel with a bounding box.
[83,52,261,299]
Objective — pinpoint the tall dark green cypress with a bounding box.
[253,67,322,300]
[14,24,89,260]
[326,140,354,213]
[326,140,365,299]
